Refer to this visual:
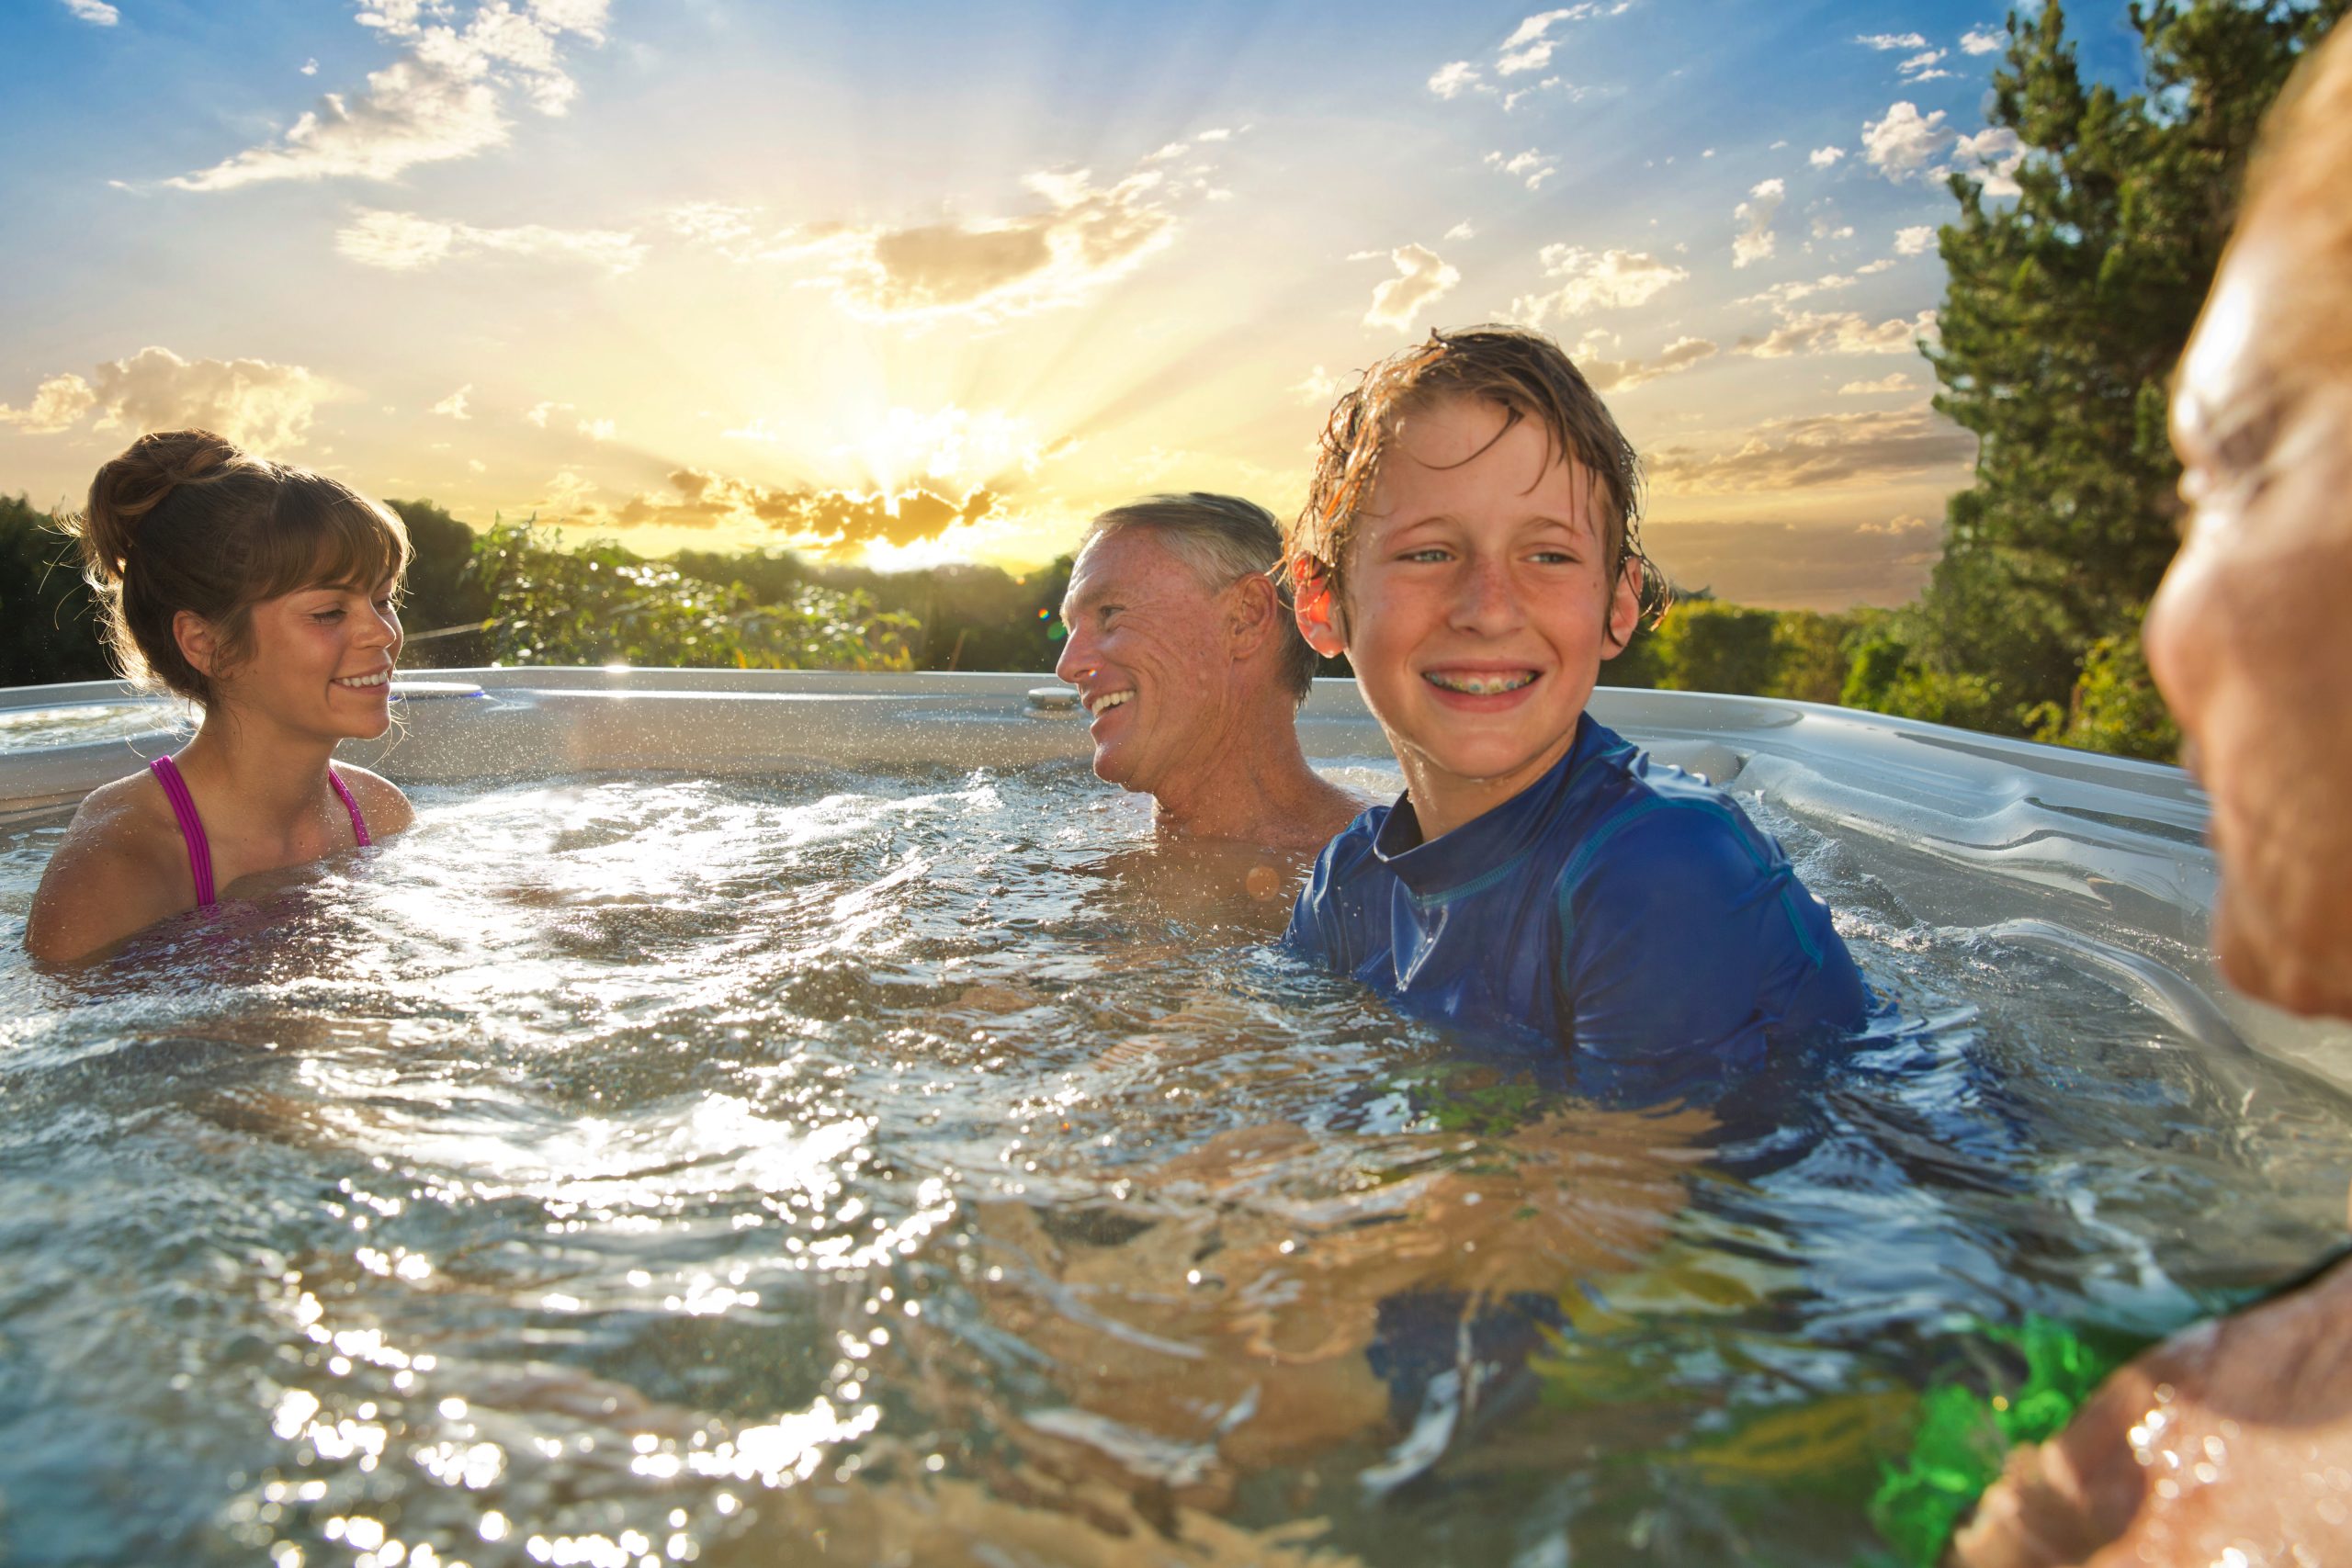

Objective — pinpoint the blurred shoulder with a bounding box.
[23,771,191,962]
[335,764,414,837]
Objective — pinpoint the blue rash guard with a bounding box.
[1286,716,1869,1101]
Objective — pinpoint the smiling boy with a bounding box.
[1283,326,1867,1100]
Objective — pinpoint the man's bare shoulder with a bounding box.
[24,773,193,962]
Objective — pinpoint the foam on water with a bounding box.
[2,759,2347,1566]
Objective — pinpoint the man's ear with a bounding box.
[173,610,220,677]
[1599,558,1642,658]
[1223,570,1283,659]
[1292,557,1348,658]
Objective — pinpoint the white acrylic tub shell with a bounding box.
[4,667,2346,1092]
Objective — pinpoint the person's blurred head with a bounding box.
[1054,493,1312,799]
[2147,17,2352,1017]
[72,429,411,738]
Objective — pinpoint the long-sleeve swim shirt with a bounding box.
[1285,716,1869,1102]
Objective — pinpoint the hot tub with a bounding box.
[2,670,2346,1568]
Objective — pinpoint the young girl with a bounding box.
[25,429,415,962]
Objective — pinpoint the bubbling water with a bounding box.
[2,760,2347,1567]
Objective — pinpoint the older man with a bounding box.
[1953,20,2352,1565]
[1054,493,1363,855]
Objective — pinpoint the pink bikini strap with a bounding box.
[328,765,372,849]
[150,754,216,908]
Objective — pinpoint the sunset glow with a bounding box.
[3,0,2084,607]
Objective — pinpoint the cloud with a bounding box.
[577,468,1007,554]
[1894,224,1938,255]
[1810,145,1847,168]
[1899,49,1954,82]
[525,400,570,427]
[1430,62,1483,98]
[1856,31,1929,50]
[1484,148,1557,190]
[167,0,610,191]
[753,161,1192,325]
[1497,4,1629,73]
[62,0,119,25]
[1294,366,1351,406]
[1856,257,1896,274]
[1960,27,2006,55]
[1511,246,1687,326]
[1445,220,1477,242]
[1644,517,1942,609]
[431,385,472,420]
[1577,334,1719,392]
[1736,272,1856,309]
[1742,307,1939,358]
[1952,126,2026,197]
[335,207,644,272]
[0,346,329,451]
[1839,372,1917,394]
[1859,512,1933,536]
[577,416,614,441]
[1648,404,1973,492]
[1862,102,1955,181]
[1364,244,1461,332]
[1733,177,1785,268]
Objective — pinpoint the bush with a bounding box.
[0,495,110,688]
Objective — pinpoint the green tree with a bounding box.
[466,521,918,671]
[0,495,110,688]
[1656,601,1781,695]
[1912,0,2345,746]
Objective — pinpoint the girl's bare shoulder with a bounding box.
[335,763,415,837]
[24,771,195,962]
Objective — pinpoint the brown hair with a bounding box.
[1080,492,1319,701]
[1291,324,1665,636]
[69,429,411,705]
[2239,15,2352,370]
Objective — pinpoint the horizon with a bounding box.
[2,0,2150,611]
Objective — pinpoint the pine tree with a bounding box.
[1903,0,2346,747]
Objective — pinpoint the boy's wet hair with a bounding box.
[1080,492,1319,701]
[70,428,412,705]
[1290,324,1667,635]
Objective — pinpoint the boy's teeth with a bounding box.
[1089,690,1133,716]
[1426,671,1533,695]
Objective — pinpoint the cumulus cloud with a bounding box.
[1742,308,1939,357]
[524,400,570,427]
[1859,513,1933,536]
[1856,31,1929,50]
[1894,224,1938,255]
[1484,148,1557,190]
[1810,145,1847,168]
[1899,49,1954,82]
[167,0,610,191]
[335,207,644,272]
[577,416,614,441]
[1511,246,1687,326]
[1445,220,1477,242]
[1862,102,1955,181]
[431,385,472,420]
[1293,366,1351,406]
[1497,4,1629,73]
[0,346,329,451]
[1576,335,1719,392]
[1649,405,1973,492]
[1364,244,1461,332]
[1733,177,1785,268]
[1430,62,1483,98]
[739,161,1192,326]
[1839,372,1917,394]
[1961,27,2006,55]
[62,0,119,25]
[1953,126,2026,196]
[572,468,1008,554]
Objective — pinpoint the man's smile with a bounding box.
[1088,688,1135,718]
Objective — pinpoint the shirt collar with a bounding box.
[1371,714,1611,902]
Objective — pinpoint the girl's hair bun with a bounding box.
[81,429,250,581]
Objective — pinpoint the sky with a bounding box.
[1,0,2152,612]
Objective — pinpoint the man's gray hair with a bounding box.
[1079,492,1320,700]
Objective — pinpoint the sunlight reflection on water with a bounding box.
[2,759,2349,1566]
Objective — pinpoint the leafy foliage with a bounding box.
[462,520,918,671]
[0,494,109,687]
